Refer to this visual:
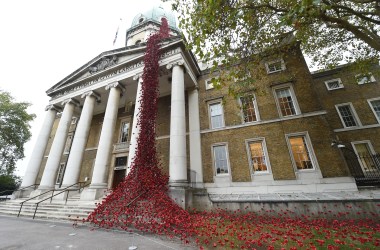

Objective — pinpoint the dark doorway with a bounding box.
[112,169,126,189]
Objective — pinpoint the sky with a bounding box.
[0,0,173,177]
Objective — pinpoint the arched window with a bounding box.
[139,17,144,23]
[135,40,141,45]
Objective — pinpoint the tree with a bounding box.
[170,0,379,77]
[0,90,35,176]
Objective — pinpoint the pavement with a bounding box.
[0,215,197,250]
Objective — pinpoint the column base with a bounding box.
[80,187,108,201]
[13,189,34,199]
[168,186,191,209]
[169,180,189,188]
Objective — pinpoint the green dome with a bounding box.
[131,5,177,29]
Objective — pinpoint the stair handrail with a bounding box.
[17,181,87,218]
[0,184,39,201]
[30,181,88,219]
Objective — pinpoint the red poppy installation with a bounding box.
[85,18,192,240]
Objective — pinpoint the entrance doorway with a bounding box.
[112,169,126,189]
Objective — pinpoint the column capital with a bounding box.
[45,104,62,112]
[61,98,80,107]
[81,90,101,102]
[105,82,125,92]
[133,73,143,81]
[166,60,185,70]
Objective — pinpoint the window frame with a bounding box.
[205,77,219,90]
[285,132,319,172]
[335,102,362,128]
[238,94,260,123]
[351,140,377,175]
[245,138,271,175]
[324,78,344,90]
[272,83,301,118]
[55,163,66,185]
[211,143,231,176]
[367,97,380,124]
[356,72,376,85]
[208,99,225,129]
[118,119,131,143]
[265,58,286,74]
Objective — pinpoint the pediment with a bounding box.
[46,36,185,96]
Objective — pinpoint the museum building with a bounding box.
[19,6,380,206]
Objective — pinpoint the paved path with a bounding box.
[0,215,196,250]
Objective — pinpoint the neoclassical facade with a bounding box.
[20,6,380,205]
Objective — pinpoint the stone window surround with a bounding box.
[356,72,376,85]
[118,117,131,143]
[351,140,377,174]
[285,131,320,173]
[367,97,380,124]
[211,142,231,179]
[207,99,225,129]
[335,102,362,128]
[324,78,344,91]
[205,76,219,90]
[55,162,66,185]
[238,94,261,123]
[272,83,301,118]
[351,140,376,155]
[245,137,272,176]
[265,58,286,74]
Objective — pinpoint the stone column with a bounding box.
[127,74,143,173]
[167,62,187,185]
[188,87,203,188]
[20,105,61,191]
[38,99,79,190]
[82,82,124,200]
[61,91,100,188]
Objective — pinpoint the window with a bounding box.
[114,156,128,170]
[208,101,224,129]
[352,141,378,174]
[64,134,74,154]
[325,78,343,90]
[139,17,144,23]
[368,98,380,123]
[274,86,298,117]
[205,77,219,90]
[265,59,285,74]
[246,139,269,173]
[356,73,376,85]
[288,135,315,170]
[135,40,141,45]
[336,103,361,128]
[212,144,229,175]
[119,121,130,143]
[56,163,66,185]
[240,95,259,122]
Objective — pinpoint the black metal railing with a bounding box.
[342,150,380,186]
[0,184,39,201]
[18,181,89,219]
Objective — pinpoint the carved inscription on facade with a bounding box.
[51,49,180,100]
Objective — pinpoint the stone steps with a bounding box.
[0,200,97,221]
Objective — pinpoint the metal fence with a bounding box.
[342,151,380,186]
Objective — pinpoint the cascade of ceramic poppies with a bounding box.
[85,18,193,240]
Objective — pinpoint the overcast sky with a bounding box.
[0,0,173,177]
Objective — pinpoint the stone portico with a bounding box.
[20,8,203,204]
